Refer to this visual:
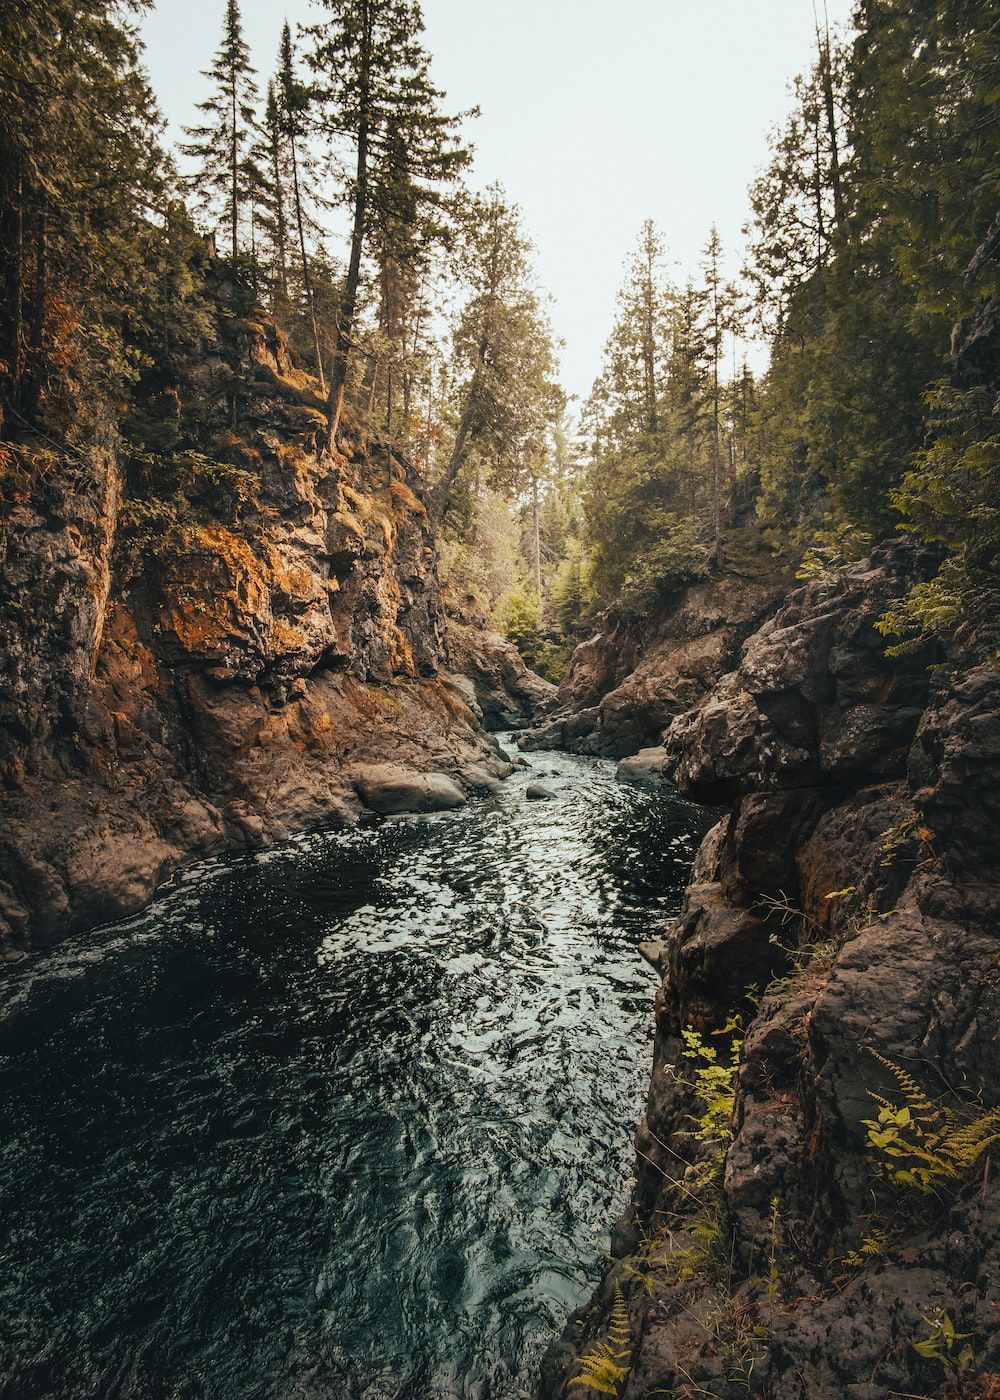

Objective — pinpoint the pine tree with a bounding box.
[182,0,261,260]
[699,225,740,546]
[277,22,327,390]
[307,0,470,449]
[258,83,290,307]
[0,0,165,427]
[430,188,563,521]
[583,227,713,611]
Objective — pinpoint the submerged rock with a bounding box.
[525,783,555,801]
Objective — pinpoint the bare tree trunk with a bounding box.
[289,137,325,393]
[230,77,238,258]
[532,473,542,598]
[430,379,478,521]
[817,21,843,226]
[325,3,371,452]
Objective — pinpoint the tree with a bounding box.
[430,188,563,521]
[0,0,165,428]
[307,0,469,450]
[257,82,289,307]
[277,22,327,390]
[182,0,261,261]
[583,224,713,611]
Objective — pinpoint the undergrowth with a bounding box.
[863,1050,1000,1194]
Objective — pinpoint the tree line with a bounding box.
[0,0,563,538]
[572,0,1000,665]
[2,1,997,669]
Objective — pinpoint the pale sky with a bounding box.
[140,0,855,402]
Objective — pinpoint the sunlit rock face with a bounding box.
[0,310,519,953]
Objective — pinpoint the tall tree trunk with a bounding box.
[818,27,843,226]
[532,473,542,598]
[230,77,238,258]
[325,4,371,452]
[325,122,368,451]
[289,136,325,393]
[270,133,289,304]
[430,367,480,521]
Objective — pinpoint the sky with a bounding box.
[140,0,855,403]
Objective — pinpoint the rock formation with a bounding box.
[0,294,540,954]
[519,528,790,758]
[539,539,1000,1399]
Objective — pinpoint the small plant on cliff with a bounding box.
[912,1311,974,1385]
[795,523,872,586]
[680,1026,742,1185]
[569,1281,631,1395]
[863,1050,1000,1194]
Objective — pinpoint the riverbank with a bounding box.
[0,298,550,956]
[533,540,1000,1399]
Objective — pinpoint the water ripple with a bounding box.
[0,742,700,1400]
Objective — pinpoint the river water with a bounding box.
[0,743,699,1400]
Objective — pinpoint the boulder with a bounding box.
[616,745,669,788]
[353,764,466,815]
[525,783,555,801]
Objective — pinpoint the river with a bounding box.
[0,742,699,1400]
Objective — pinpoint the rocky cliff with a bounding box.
[520,527,791,758]
[538,539,1000,1399]
[0,293,539,956]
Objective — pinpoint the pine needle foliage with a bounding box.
[863,1050,1000,1194]
[569,1283,632,1395]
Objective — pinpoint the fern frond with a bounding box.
[868,1048,936,1116]
[865,1052,1000,1193]
[570,1284,631,1395]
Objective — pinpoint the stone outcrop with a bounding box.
[444,587,557,730]
[0,304,531,954]
[519,529,791,757]
[539,540,1000,1400]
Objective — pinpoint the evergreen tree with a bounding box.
[431,188,563,520]
[258,82,290,307]
[307,0,470,449]
[583,225,714,612]
[182,0,261,260]
[277,22,327,390]
[0,0,165,428]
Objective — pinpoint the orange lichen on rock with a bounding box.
[160,526,268,658]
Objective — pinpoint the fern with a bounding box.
[863,1050,1000,1193]
[570,1283,632,1395]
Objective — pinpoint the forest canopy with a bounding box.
[1,0,998,670]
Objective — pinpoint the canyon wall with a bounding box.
[537,541,1000,1399]
[0,301,542,955]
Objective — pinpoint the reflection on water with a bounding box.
[0,742,699,1399]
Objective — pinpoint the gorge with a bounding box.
[2,2,1000,1399]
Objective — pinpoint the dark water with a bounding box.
[0,743,698,1400]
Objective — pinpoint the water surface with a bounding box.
[0,743,698,1400]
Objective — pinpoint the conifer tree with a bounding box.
[182,0,261,260]
[699,225,736,548]
[258,82,290,307]
[583,226,713,611]
[307,0,470,449]
[431,188,563,521]
[277,22,326,390]
[0,0,165,426]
